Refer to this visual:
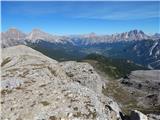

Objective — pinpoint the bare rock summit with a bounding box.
[1,45,122,120]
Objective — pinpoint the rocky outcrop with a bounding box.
[120,70,160,112]
[130,110,148,120]
[124,110,160,120]
[60,61,103,94]
[148,114,160,120]
[121,70,160,91]
[1,45,122,120]
[129,110,160,120]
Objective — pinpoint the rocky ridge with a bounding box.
[1,45,159,120]
[1,45,121,120]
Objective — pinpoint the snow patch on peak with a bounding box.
[149,42,158,56]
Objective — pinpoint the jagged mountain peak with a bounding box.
[5,28,26,36]
[27,28,55,41]
[31,28,47,34]
[30,28,49,35]
[1,28,26,48]
[128,29,145,35]
[154,33,160,37]
[85,32,97,38]
[88,32,97,36]
[6,27,21,32]
[116,29,148,41]
[139,30,145,34]
[129,29,138,33]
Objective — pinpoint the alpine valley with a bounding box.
[1,28,160,120]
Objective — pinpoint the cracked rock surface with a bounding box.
[1,45,122,120]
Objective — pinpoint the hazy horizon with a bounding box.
[3,27,160,36]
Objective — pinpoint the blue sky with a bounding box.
[1,1,160,35]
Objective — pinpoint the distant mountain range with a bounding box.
[1,28,160,47]
[1,28,160,69]
[1,28,68,47]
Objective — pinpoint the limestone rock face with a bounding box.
[1,45,122,120]
[148,114,160,120]
[60,61,103,94]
